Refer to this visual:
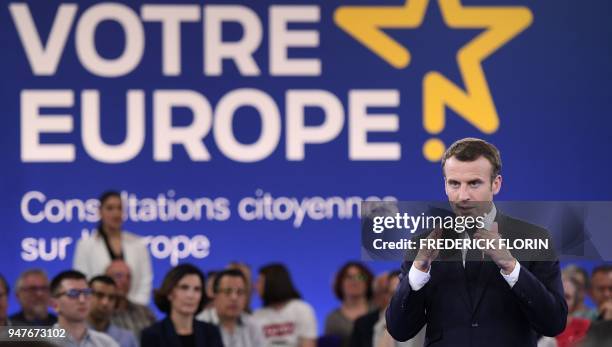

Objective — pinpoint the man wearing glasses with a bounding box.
[87,275,138,347]
[10,269,57,326]
[197,269,264,347]
[50,270,119,347]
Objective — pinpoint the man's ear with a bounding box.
[492,175,502,195]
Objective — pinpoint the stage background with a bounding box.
[1,0,612,330]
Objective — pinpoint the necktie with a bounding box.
[465,229,482,306]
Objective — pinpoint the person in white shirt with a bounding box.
[252,264,317,347]
[73,191,152,305]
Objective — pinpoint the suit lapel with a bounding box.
[163,317,183,347]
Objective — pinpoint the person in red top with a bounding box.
[556,276,590,347]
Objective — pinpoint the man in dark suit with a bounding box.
[386,138,567,347]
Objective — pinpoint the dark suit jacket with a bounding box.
[386,212,567,347]
[141,317,224,347]
[349,310,381,347]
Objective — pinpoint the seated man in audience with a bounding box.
[197,269,264,347]
[10,269,57,326]
[0,274,10,326]
[105,260,156,339]
[581,264,612,346]
[50,270,119,347]
[88,275,138,347]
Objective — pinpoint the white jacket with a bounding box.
[73,230,152,305]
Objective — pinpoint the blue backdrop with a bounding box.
[1,0,611,331]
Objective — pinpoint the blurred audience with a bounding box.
[49,270,119,346]
[580,264,612,346]
[141,264,223,347]
[10,269,57,326]
[228,261,254,313]
[106,260,156,339]
[88,275,138,347]
[348,272,390,347]
[555,276,590,347]
[197,269,264,347]
[562,265,591,319]
[73,191,153,305]
[203,270,219,310]
[372,271,424,347]
[588,264,612,321]
[0,274,10,326]
[253,263,317,347]
[324,262,373,347]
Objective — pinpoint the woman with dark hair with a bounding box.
[141,264,223,347]
[252,263,317,347]
[324,262,374,344]
[73,190,153,305]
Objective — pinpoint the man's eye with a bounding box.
[469,182,481,187]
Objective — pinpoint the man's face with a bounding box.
[89,282,118,321]
[214,276,247,321]
[105,260,131,297]
[590,271,612,309]
[0,283,8,323]
[16,274,51,318]
[444,156,501,216]
[52,279,91,323]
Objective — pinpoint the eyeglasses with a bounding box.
[20,286,50,294]
[55,288,94,299]
[217,288,246,297]
[345,274,368,282]
[92,291,119,302]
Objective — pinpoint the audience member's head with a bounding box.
[213,269,248,321]
[590,264,612,310]
[562,275,580,314]
[372,272,390,310]
[563,264,589,310]
[387,270,402,294]
[204,270,218,306]
[98,190,123,233]
[154,264,206,317]
[333,261,374,303]
[0,274,9,325]
[257,263,301,307]
[15,269,52,320]
[105,260,132,298]
[50,270,92,324]
[227,261,253,311]
[88,275,119,323]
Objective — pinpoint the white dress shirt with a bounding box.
[408,204,521,291]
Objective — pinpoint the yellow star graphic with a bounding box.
[334,0,533,161]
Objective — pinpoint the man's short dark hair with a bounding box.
[89,275,116,288]
[0,273,9,295]
[154,264,206,314]
[213,269,247,293]
[441,138,502,182]
[50,270,87,296]
[592,264,612,278]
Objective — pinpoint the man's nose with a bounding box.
[458,184,471,201]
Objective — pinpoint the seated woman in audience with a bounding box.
[324,262,374,346]
[253,263,317,347]
[73,190,152,305]
[141,264,224,347]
